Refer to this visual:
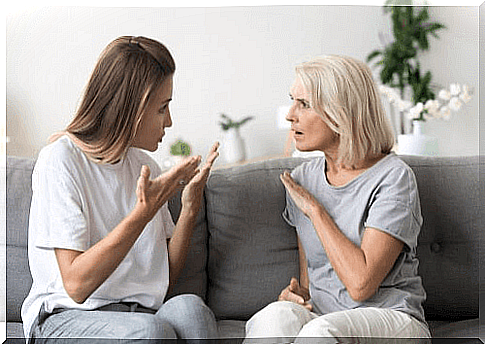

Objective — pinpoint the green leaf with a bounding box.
[367,50,382,63]
[170,139,191,156]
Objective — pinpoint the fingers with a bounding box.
[289,277,300,292]
[206,141,220,166]
[185,142,220,186]
[278,278,313,311]
[279,170,293,189]
[137,165,151,193]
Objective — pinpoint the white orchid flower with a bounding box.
[449,97,463,112]
[440,106,451,121]
[459,84,472,103]
[423,99,441,119]
[438,89,451,101]
[449,83,461,96]
[409,102,424,119]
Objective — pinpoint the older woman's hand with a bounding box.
[278,277,312,311]
[280,171,322,219]
[180,142,220,214]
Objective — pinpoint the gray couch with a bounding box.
[5,154,484,343]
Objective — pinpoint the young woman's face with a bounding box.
[287,77,339,153]
[133,76,173,152]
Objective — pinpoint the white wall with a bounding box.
[6,5,480,166]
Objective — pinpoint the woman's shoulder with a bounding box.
[378,154,416,179]
[292,156,325,179]
[36,135,85,171]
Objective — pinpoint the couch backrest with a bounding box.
[5,155,483,323]
[6,156,35,322]
[202,155,483,322]
[400,155,482,320]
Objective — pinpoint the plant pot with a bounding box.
[222,128,246,164]
[397,120,439,156]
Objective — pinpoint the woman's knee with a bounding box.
[158,294,218,338]
[245,301,313,339]
[161,294,213,317]
[119,313,177,339]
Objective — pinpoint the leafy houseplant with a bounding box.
[218,113,254,131]
[218,113,254,164]
[170,139,191,156]
[367,4,446,123]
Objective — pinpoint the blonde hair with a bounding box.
[52,36,175,164]
[295,55,395,168]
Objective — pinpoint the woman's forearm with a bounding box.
[309,206,402,302]
[56,208,150,304]
[166,207,198,291]
[310,208,370,300]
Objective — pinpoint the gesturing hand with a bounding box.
[280,170,322,219]
[278,277,312,311]
[180,142,220,214]
[135,155,202,222]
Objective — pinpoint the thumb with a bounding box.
[137,165,150,190]
[289,277,300,292]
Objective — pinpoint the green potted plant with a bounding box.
[218,113,254,131]
[366,3,445,130]
[367,3,473,156]
[170,139,191,157]
[218,113,254,164]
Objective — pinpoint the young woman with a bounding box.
[245,55,430,343]
[22,36,219,342]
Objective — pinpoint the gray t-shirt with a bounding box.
[283,153,426,323]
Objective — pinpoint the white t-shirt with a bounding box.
[21,135,175,338]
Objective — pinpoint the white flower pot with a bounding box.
[222,128,246,164]
[397,120,439,156]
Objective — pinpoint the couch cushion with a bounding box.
[400,155,482,321]
[6,156,35,322]
[205,157,308,320]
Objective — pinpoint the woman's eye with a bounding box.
[300,101,311,109]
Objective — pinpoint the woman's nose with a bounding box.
[165,111,173,128]
[286,104,297,123]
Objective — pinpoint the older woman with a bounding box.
[245,55,430,342]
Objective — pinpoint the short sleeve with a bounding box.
[282,165,305,227]
[364,166,423,251]
[31,160,89,252]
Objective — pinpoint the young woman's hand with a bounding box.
[180,142,220,215]
[135,156,202,222]
[280,170,323,220]
[278,277,312,311]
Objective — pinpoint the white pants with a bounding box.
[244,301,431,344]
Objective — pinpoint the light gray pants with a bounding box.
[32,294,218,343]
[244,301,431,344]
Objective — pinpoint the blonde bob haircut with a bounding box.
[53,36,175,164]
[295,55,395,169]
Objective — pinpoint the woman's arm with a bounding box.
[55,156,202,304]
[166,142,219,290]
[278,238,312,310]
[280,171,403,302]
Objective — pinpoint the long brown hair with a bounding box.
[54,36,175,163]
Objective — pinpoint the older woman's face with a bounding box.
[286,77,339,153]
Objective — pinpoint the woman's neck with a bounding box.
[325,153,386,187]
